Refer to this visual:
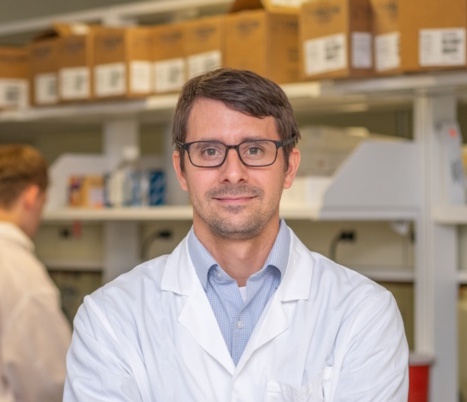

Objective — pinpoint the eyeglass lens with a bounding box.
[189,140,279,167]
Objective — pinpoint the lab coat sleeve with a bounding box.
[64,295,144,402]
[3,291,71,402]
[333,290,409,401]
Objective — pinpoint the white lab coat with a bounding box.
[0,222,71,402]
[65,227,408,401]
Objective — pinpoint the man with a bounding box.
[65,68,408,401]
[0,144,71,402]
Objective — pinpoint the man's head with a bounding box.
[173,68,300,172]
[172,68,301,241]
[0,144,49,238]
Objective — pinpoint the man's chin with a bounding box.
[209,217,262,240]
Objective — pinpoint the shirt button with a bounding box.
[237,320,244,329]
[216,271,222,279]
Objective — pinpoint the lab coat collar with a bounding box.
[278,229,314,302]
[161,226,314,302]
[0,221,34,252]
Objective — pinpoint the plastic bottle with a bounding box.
[105,145,148,207]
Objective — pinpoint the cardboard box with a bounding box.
[68,175,104,208]
[58,25,94,102]
[152,22,186,94]
[370,0,401,75]
[224,9,300,83]
[29,37,60,106]
[183,15,225,79]
[300,0,374,80]
[93,26,154,99]
[0,46,29,109]
[30,23,96,105]
[399,0,467,72]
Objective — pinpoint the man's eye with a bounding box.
[198,144,223,158]
[247,146,262,155]
[203,147,218,156]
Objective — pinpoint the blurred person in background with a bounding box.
[0,144,71,402]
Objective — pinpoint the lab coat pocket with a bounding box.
[266,367,334,402]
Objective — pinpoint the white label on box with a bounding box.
[94,63,126,97]
[351,32,372,68]
[304,34,347,75]
[59,67,90,100]
[419,28,466,66]
[270,0,304,7]
[154,58,185,93]
[375,32,400,71]
[129,60,152,94]
[187,50,221,79]
[0,79,28,108]
[34,73,58,105]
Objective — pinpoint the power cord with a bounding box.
[141,229,173,260]
[329,230,356,262]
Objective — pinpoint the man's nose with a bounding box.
[219,147,247,182]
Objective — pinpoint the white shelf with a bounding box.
[0,94,179,124]
[42,204,419,223]
[433,205,467,224]
[43,206,194,222]
[3,71,467,124]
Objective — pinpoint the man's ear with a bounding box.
[22,184,40,210]
[173,151,188,192]
[284,148,301,190]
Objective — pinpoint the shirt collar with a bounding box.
[188,219,290,290]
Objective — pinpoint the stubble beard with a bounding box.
[192,183,278,240]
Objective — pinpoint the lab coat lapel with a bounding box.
[178,284,235,374]
[162,239,235,374]
[237,231,313,370]
[238,292,289,372]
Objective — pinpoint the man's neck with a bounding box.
[193,221,280,287]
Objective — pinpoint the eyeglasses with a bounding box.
[175,137,296,168]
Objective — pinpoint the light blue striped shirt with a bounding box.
[187,219,290,365]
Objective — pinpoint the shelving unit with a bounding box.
[1,2,466,401]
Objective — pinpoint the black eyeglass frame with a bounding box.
[175,136,297,168]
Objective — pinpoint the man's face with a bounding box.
[173,98,299,241]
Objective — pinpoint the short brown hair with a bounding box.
[0,144,49,208]
[172,68,300,170]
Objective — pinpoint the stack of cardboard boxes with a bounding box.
[1,0,467,110]
[301,0,467,79]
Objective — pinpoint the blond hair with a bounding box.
[0,144,49,208]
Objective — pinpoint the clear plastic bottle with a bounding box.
[105,145,147,207]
